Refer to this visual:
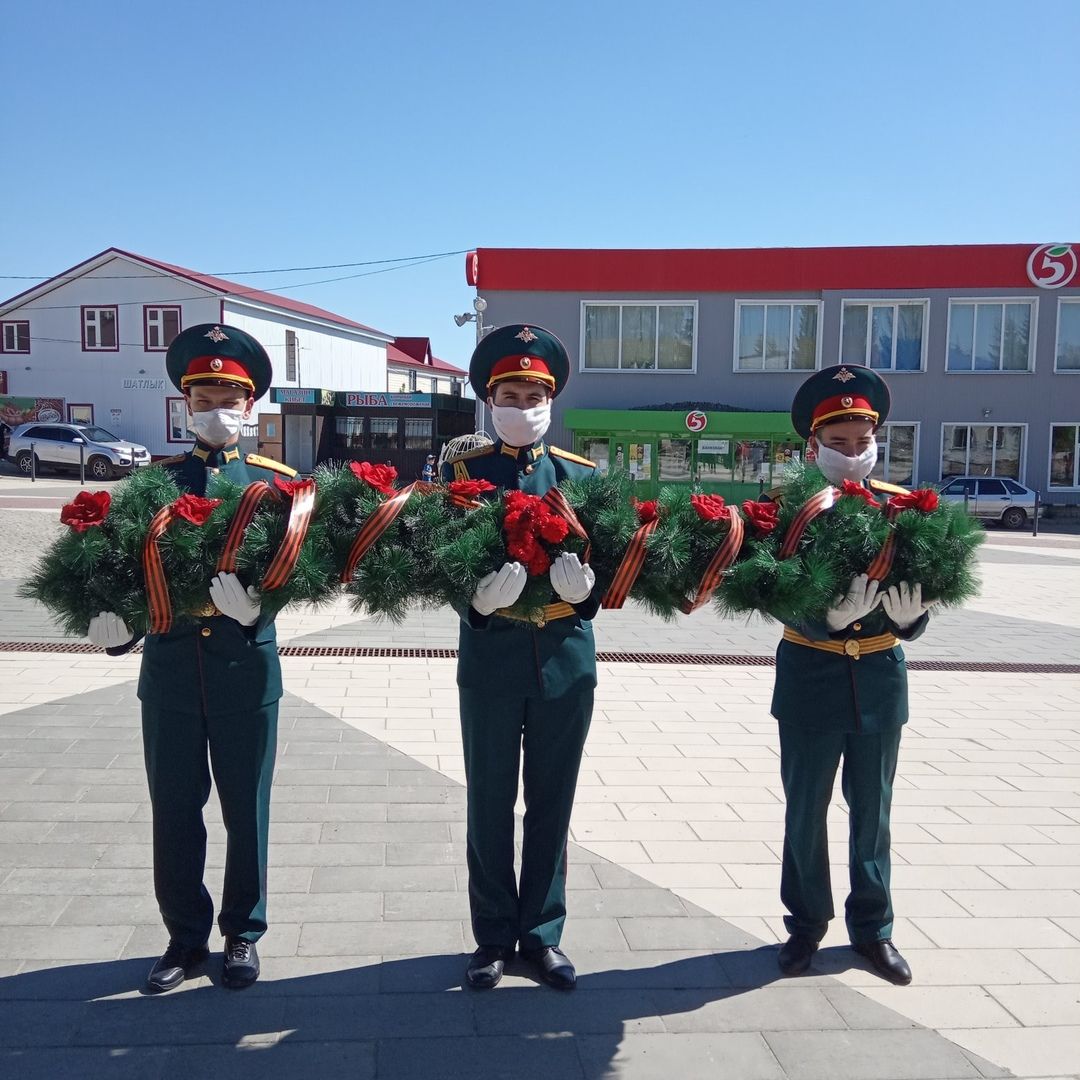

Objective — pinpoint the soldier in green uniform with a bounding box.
[86,324,296,993]
[442,324,599,991]
[770,365,934,986]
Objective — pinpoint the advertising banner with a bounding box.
[0,396,65,427]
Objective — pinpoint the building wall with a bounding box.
[480,285,1080,499]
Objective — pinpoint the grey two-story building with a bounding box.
[462,244,1080,506]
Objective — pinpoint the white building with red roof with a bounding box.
[0,247,418,461]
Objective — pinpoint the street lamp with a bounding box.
[453,296,488,344]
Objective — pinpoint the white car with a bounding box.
[8,422,151,480]
[938,475,1043,529]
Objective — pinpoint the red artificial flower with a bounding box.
[690,493,729,523]
[633,498,659,524]
[60,490,111,533]
[447,478,497,500]
[741,499,779,537]
[273,475,308,498]
[840,479,880,507]
[171,494,222,526]
[501,490,568,575]
[887,488,940,514]
[349,460,398,495]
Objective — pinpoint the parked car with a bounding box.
[938,475,1043,529]
[7,422,151,480]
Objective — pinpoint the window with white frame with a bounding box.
[947,300,1034,372]
[82,306,118,350]
[167,398,190,442]
[941,423,1024,480]
[1055,300,1080,372]
[1,320,30,353]
[285,330,298,381]
[1050,424,1080,488]
[870,422,918,486]
[582,302,695,371]
[841,302,926,371]
[144,306,181,351]
[736,302,819,371]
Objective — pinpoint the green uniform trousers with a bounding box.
[459,686,593,951]
[778,722,901,945]
[141,701,278,947]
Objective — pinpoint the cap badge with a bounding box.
[833,367,855,383]
[515,327,538,343]
[205,326,229,343]
[841,395,853,408]
[520,357,532,369]
[210,358,224,372]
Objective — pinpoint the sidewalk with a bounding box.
[0,520,1077,1078]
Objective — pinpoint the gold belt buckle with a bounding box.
[193,599,219,618]
[533,611,547,628]
[844,638,861,659]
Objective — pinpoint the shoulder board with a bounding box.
[154,454,188,466]
[452,459,470,482]
[763,486,785,504]
[869,478,909,495]
[245,453,297,477]
[447,444,495,463]
[550,446,596,468]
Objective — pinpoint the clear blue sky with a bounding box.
[3,0,1077,368]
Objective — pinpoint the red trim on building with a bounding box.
[142,304,182,351]
[0,320,31,353]
[80,305,120,352]
[468,245,1066,292]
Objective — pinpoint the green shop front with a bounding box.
[564,408,802,500]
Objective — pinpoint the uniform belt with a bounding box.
[191,601,221,618]
[495,601,577,628]
[782,626,898,659]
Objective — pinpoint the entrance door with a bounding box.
[258,412,283,463]
[283,412,315,474]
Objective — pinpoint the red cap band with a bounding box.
[811,394,878,431]
[180,354,256,393]
[486,353,557,390]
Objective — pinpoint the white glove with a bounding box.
[549,552,596,604]
[825,573,882,632]
[471,562,527,616]
[208,572,261,627]
[880,581,934,631]
[87,611,133,649]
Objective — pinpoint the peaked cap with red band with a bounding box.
[166,323,273,401]
[790,364,891,439]
[469,323,570,398]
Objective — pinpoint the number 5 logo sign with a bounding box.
[1027,244,1077,289]
[685,410,707,432]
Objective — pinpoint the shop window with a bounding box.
[734,439,771,482]
[404,418,432,450]
[1055,301,1080,372]
[582,302,695,371]
[870,423,918,487]
[947,301,1034,372]
[335,417,365,449]
[1050,424,1080,488]
[736,302,819,371]
[167,398,190,442]
[67,404,94,425]
[144,306,181,351]
[580,438,610,473]
[658,438,692,482]
[613,441,652,482]
[370,417,398,451]
[82,306,118,351]
[941,423,1024,480]
[841,302,926,371]
[0,320,30,353]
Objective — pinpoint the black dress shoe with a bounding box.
[465,945,514,990]
[777,935,818,976]
[522,946,576,990]
[145,940,209,993]
[222,937,260,989]
[853,939,912,985]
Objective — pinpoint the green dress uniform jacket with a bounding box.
[118,442,295,948]
[442,438,599,950]
[767,477,930,946]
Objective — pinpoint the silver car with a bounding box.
[8,422,151,480]
[938,475,1043,529]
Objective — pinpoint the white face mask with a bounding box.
[814,438,878,485]
[490,402,551,447]
[188,407,245,447]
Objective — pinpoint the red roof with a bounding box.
[0,247,392,338]
[388,338,466,376]
[466,244,1072,292]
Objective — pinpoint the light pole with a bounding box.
[454,296,489,433]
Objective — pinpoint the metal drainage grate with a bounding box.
[0,640,1078,673]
